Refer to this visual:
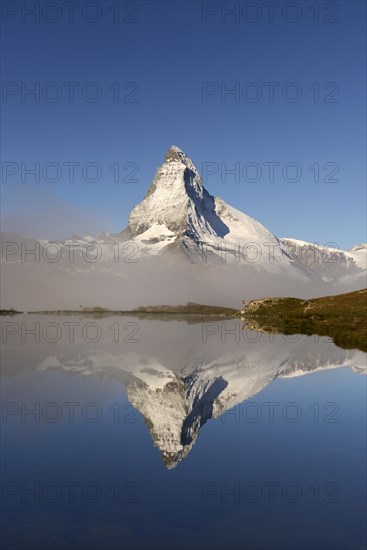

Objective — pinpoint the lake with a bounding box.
[1,315,366,550]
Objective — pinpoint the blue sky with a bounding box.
[1,0,366,248]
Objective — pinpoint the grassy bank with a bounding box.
[240,289,367,352]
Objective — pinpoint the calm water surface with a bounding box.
[1,315,366,550]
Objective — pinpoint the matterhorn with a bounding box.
[1,146,366,310]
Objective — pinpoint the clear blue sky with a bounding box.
[1,0,366,249]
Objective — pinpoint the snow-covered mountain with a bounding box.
[1,146,366,309]
[116,146,295,268]
[281,238,367,286]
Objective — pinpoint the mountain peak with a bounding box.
[165,145,184,160]
[125,146,286,253]
[164,145,200,174]
[127,146,212,238]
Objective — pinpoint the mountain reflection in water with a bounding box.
[2,315,365,469]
